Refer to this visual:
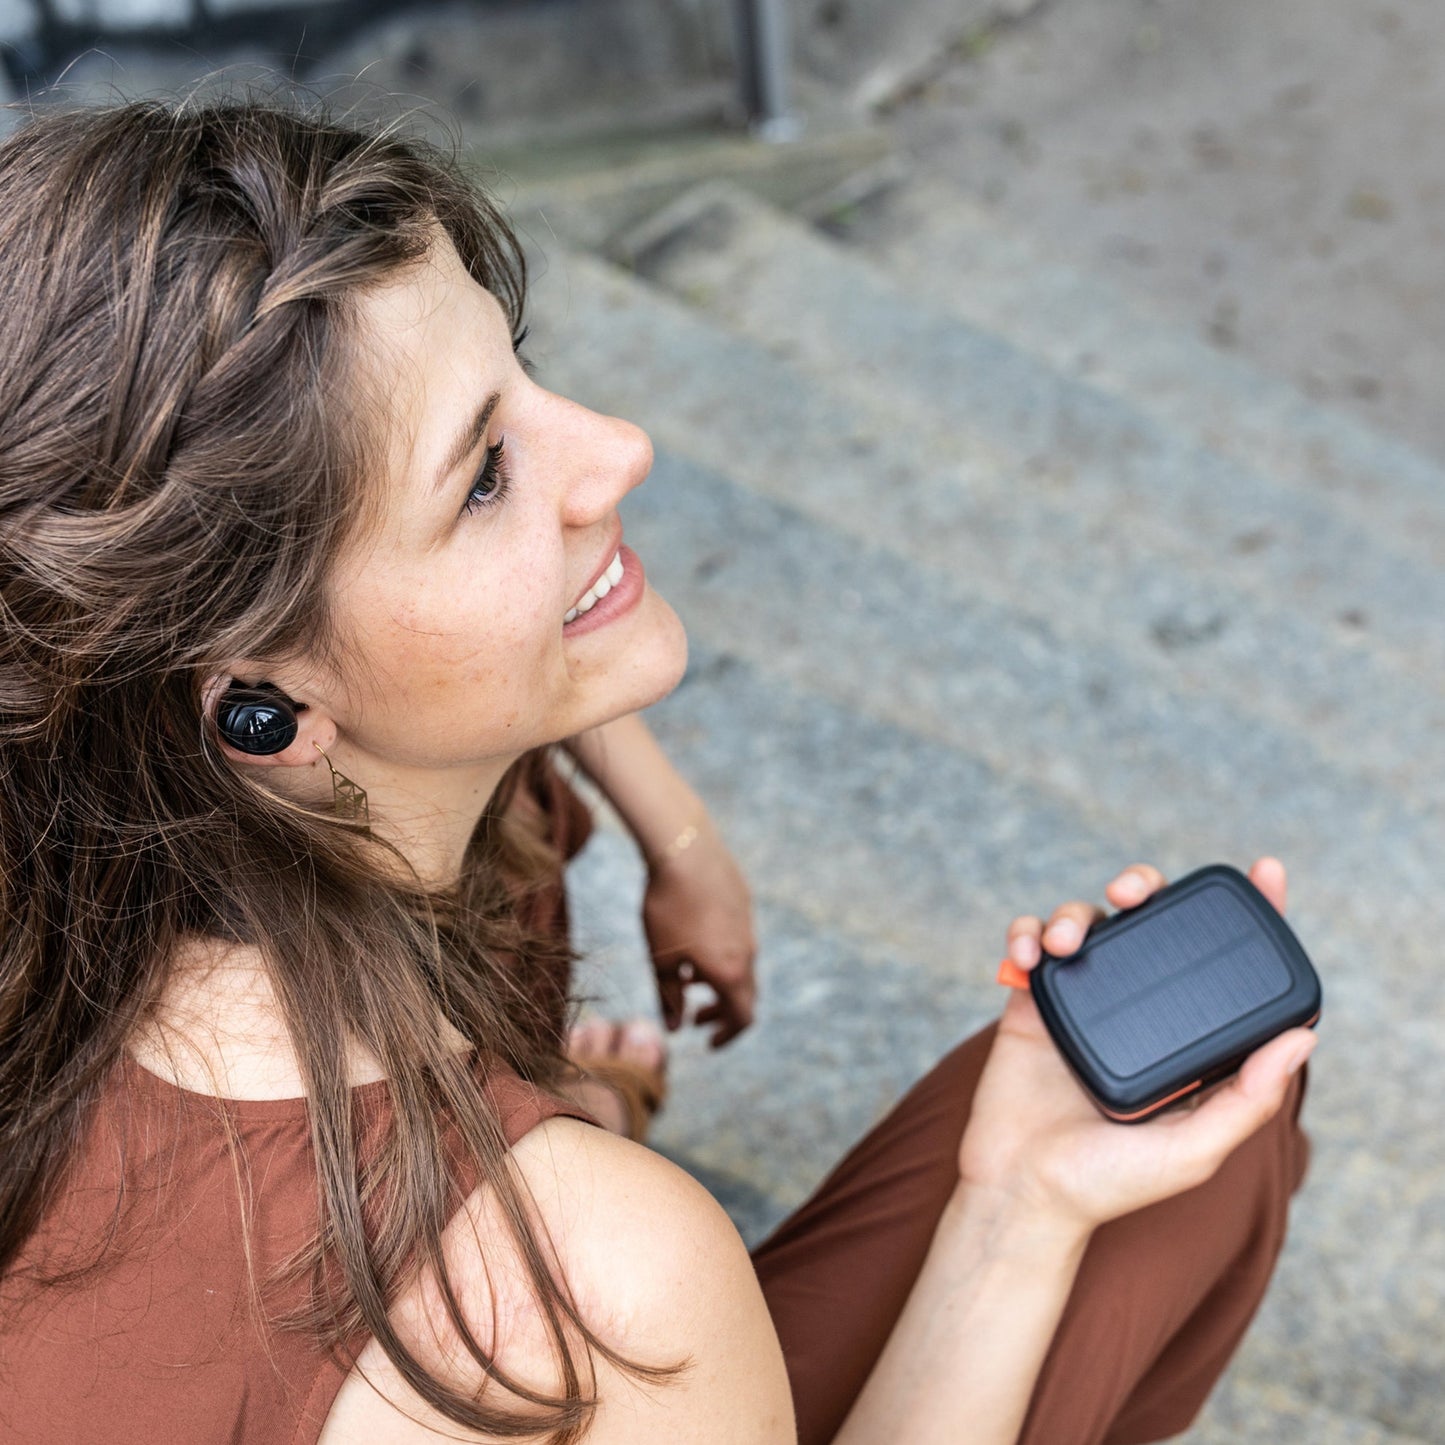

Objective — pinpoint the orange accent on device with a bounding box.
[1101,1079,1203,1122]
[996,957,1031,990]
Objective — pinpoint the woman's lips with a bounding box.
[562,545,645,636]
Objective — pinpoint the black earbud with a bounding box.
[215,680,301,756]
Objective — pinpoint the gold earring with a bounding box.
[312,742,370,827]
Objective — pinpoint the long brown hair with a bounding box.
[0,97,650,1439]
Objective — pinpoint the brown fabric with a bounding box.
[752,1022,1310,1445]
[0,1054,593,1445]
[0,755,598,1445]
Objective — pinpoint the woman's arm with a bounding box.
[565,714,707,872]
[836,858,1315,1444]
[833,1185,1087,1445]
[565,715,758,1045]
[321,1117,797,1444]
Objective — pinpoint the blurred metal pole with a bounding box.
[734,0,802,141]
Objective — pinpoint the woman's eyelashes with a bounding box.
[462,437,511,516]
[460,325,529,517]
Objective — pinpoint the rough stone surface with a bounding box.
[561,632,1442,1436]
[317,0,728,144]
[518,220,1445,1441]
[877,0,1445,468]
[786,0,1045,110]
[606,448,1436,982]
[834,175,1445,577]
[1190,1379,1435,1445]
[617,188,1445,692]
[568,824,999,1243]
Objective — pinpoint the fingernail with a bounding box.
[1286,1036,1317,1076]
[1116,873,1147,902]
[1009,935,1037,966]
[1047,921,1079,952]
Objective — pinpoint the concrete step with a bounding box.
[1189,1376,1435,1445]
[1242,1141,1444,1445]
[495,74,893,258]
[606,185,1445,700]
[514,196,1438,1441]
[520,241,1445,807]
[828,175,1445,581]
[567,828,1002,1243]
[790,0,1048,113]
[616,452,1443,1233]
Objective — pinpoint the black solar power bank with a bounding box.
[1030,864,1322,1122]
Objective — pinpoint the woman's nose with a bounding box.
[555,399,654,527]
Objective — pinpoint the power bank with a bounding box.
[1029,864,1322,1122]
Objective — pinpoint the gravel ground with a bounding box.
[877,0,1445,466]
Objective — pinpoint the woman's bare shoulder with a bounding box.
[318,1117,797,1445]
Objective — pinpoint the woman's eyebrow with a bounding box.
[433,390,501,494]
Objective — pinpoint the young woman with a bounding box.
[0,100,1315,1445]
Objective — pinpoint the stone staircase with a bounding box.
[497,150,1443,1443]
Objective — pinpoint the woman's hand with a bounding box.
[644,816,758,1047]
[958,858,1316,1237]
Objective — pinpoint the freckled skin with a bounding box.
[243,236,687,882]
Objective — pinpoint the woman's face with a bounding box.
[321,235,687,779]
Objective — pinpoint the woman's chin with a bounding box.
[652,597,689,698]
[560,591,688,741]
[614,594,689,717]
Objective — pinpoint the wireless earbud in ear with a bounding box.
[215,681,302,756]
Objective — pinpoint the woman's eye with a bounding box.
[463,438,511,516]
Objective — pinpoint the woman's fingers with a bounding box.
[1042,901,1105,957]
[1006,915,1044,968]
[1162,1026,1315,1186]
[1104,863,1168,909]
[999,861,1174,980]
[1248,856,1288,915]
[693,992,751,1048]
[652,957,688,1032]
[1002,884,1142,972]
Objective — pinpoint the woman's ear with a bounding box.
[202,672,339,769]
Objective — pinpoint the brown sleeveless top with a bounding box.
[0,1051,594,1445]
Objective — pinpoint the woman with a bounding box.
[0,99,1315,1445]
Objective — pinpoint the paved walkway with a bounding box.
[877,0,1445,467]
